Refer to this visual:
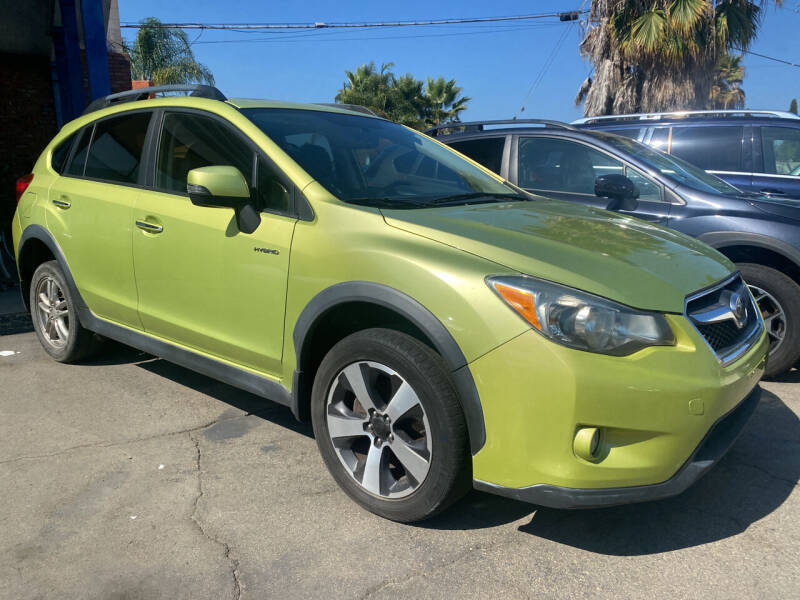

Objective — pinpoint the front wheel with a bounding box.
[311,328,471,522]
[738,263,800,378]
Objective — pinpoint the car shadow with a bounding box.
[82,343,797,550]
[84,340,313,438]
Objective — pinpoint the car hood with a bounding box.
[748,196,800,222]
[382,200,733,313]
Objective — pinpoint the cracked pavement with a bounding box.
[1,331,798,599]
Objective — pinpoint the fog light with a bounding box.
[574,427,600,461]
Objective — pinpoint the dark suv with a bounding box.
[429,119,800,377]
[574,110,800,199]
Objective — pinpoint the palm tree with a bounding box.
[709,53,746,108]
[335,62,396,118]
[424,77,470,126]
[390,73,428,128]
[576,1,778,116]
[126,17,214,85]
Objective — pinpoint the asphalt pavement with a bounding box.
[1,295,798,599]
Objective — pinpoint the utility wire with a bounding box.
[738,48,800,69]
[120,11,587,31]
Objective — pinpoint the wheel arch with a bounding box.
[291,282,486,454]
[698,231,800,286]
[17,224,89,315]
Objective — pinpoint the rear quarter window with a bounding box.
[51,134,76,174]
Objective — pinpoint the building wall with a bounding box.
[108,51,131,93]
[0,54,59,228]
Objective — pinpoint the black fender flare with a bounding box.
[697,231,800,268]
[17,224,91,315]
[292,281,486,454]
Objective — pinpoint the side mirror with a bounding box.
[187,166,261,234]
[594,174,640,212]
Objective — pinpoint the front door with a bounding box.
[754,125,800,199]
[515,135,671,224]
[132,110,297,375]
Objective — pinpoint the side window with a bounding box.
[84,112,152,183]
[760,126,800,175]
[65,126,92,176]
[668,125,744,172]
[448,137,505,174]
[51,134,76,174]
[605,128,640,141]
[624,167,663,202]
[156,112,253,194]
[518,137,623,194]
[256,156,291,213]
[649,127,670,152]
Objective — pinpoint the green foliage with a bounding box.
[709,53,746,109]
[125,17,214,86]
[577,1,781,115]
[335,62,470,130]
[790,99,798,115]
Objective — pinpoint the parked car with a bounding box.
[573,110,800,199]
[431,119,800,377]
[13,86,767,522]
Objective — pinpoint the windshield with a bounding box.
[242,108,523,207]
[593,132,743,196]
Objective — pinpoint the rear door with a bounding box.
[651,124,753,192]
[45,110,152,329]
[513,135,671,224]
[132,109,297,375]
[753,125,800,199]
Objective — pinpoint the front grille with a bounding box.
[685,274,762,365]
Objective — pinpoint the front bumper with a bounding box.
[468,313,768,505]
[474,385,761,508]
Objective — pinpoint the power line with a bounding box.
[739,49,800,69]
[191,23,564,45]
[120,11,587,31]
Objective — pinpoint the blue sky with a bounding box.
[119,1,800,122]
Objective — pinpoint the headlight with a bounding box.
[488,275,675,356]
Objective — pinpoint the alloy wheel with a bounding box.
[326,361,432,499]
[749,284,786,356]
[34,275,69,349]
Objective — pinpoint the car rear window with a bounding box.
[84,112,151,184]
[447,137,505,174]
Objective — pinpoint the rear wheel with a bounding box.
[311,328,471,522]
[738,263,800,378]
[29,261,101,363]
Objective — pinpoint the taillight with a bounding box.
[15,173,34,204]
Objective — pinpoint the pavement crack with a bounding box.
[0,414,246,465]
[189,431,242,600]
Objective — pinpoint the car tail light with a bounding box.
[16,173,34,204]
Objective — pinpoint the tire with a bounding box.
[738,263,800,378]
[311,328,471,522]
[29,260,102,363]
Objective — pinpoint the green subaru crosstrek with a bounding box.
[12,85,768,522]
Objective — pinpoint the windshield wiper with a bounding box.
[430,192,531,206]
[346,197,433,209]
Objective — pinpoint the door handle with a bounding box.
[52,198,71,209]
[759,188,786,196]
[135,220,163,233]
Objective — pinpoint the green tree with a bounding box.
[709,53,746,109]
[125,17,214,85]
[335,63,470,129]
[790,98,798,114]
[424,77,471,126]
[576,1,779,116]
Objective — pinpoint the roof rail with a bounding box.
[572,109,800,125]
[82,84,227,115]
[425,119,575,136]
[314,103,381,117]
